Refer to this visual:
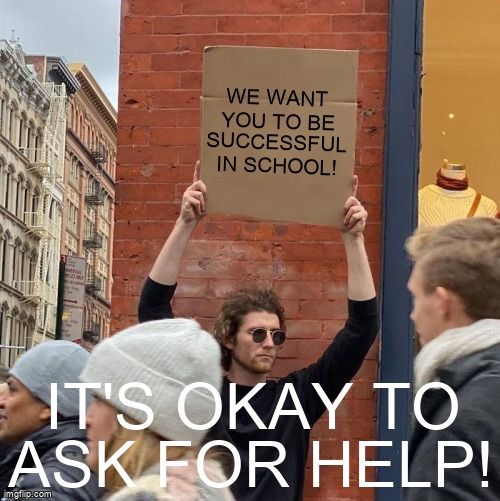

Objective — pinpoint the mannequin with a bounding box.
[418,162,498,226]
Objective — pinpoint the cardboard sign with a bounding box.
[200,46,358,227]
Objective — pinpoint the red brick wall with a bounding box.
[115,0,387,499]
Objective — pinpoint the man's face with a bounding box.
[227,310,283,376]
[408,263,446,345]
[0,377,50,444]
[0,383,8,434]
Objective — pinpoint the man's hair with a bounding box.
[213,287,285,371]
[406,217,500,321]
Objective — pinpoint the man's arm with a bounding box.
[138,162,206,322]
[341,175,376,301]
[288,176,378,423]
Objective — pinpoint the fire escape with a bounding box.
[21,83,66,345]
[83,146,106,344]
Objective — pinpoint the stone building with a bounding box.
[0,38,72,365]
[25,57,117,346]
[66,63,116,343]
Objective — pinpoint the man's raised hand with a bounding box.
[180,160,207,224]
[341,175,368,236]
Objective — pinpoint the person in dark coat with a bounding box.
[405,217,500,500]
[0,341,99,500]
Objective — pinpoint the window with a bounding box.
[4,170,10,210]
[23,182,30,218]
[0,235,6,282]
[10,311,20,366]
[49,198,56,220]
[32,189,39,214]
[34,131,42,162]
[68,202,78,233]
[100,234,109,260]
[22,321,28,350]
[1,234,10,283]
[12,244,18,288]
[26,122,32,150]
[29,252,36,281]
[70,159,79,186]
[19,246,26,283]
[102,196,110,221]
[8,104,16,144]
[419,0,500,227]
[97,271,106,296]
[0,95,6,134]
[18,114,25,149]
[0,309,4,353]
[14,175,21,218]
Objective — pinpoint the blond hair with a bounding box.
[104,419,199,493]
[406,217,500,320]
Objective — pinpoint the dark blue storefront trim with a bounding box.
[375,0,424,499]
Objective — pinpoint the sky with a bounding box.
[0,0,121,109]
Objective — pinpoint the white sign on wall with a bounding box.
[61,255,86,342]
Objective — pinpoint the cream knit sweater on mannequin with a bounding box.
[418,184,498,227]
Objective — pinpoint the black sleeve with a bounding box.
[289,297,378,424]
[138,277,177,322]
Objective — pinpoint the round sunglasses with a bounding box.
[248,327,287,346]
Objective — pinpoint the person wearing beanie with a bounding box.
[81,317,234,500]
[0,341,99,501]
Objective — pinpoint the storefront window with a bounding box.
[419,0,500,226]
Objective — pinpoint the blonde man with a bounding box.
[406,217,500,499]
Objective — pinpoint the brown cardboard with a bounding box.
[201,46,358,227]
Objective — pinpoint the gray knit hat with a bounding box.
[10,340,90,417]
[80,318,222,445]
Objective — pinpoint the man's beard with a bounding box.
[231,350,274,375]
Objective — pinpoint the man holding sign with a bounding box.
[200,46,359,228]
[138,162,378,500]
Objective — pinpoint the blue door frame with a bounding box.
[375,0,424,499]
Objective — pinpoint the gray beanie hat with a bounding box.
[10,340,90,417]
[80,318,222,445]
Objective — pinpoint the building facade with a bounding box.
[26,57,117,346]
[0,38,68,366]
[65,64,116,344]
[0,43,116,365]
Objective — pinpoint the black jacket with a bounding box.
[0,417,99,501]
[407,343,500,500]
[139,278,378,500]
[0,441,12,462]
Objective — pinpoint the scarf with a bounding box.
[435,169,469,190]
[414,319,500,390]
